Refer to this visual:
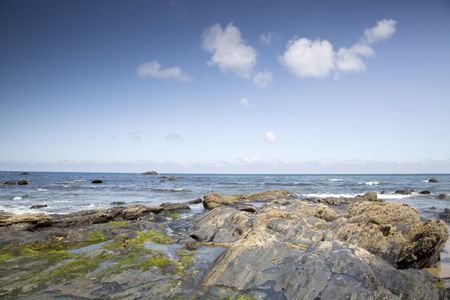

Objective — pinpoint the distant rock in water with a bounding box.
[110,201,126,206]
[428,177,438,183]
[437,193,448,200]
[395,188,414,195]
[419,190,431,194]
[21,172,30,175]
[3,180,17,185]
[91,179,103,184]
[30,204,47,209]
[142,170,158,175]
[439,208,450,223]
[4,180,28,185]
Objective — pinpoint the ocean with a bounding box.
[0,172,449,215]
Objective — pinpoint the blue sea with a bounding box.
[0,172,449,215]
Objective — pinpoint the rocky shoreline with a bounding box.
[0,191,449,299]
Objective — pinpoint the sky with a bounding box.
[1,0,450,173]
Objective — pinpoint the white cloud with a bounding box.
[280,19,397,79]
[260,32,274,45]
[240,97,251,107]
[279,38,335,78]
[364,19,397,44]
[336,42,375,73]
[137,60,189,81]
[253,70,273,88]
[264,131,277,144]
[165,132,183,142]
[202,23,257,79]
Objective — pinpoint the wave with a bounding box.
[264,182,311,187]
[12,196,22,201]
[37,188,48,192]
[328,178,343,182]
[378,193,418,200]
[151,188,190,193]
[358,181,379,186]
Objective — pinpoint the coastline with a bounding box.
[0,190,448,299]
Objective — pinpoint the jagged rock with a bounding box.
[419,190,431,195]
[30,205,47,209]
[355,191,380,202]
[17,180,28,185]
[334,201,448,268]
[193,197,447,299]
[20,172,30,175]
[0,213,52,228]
[428,177,439,183]
[91,179,103,184]
[395,189,414,195]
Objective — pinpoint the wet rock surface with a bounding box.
[0,191,448,299]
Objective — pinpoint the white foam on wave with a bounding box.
[357,181,380,185]
[377,193,418,200]
[12,196,22,201]
[37,188,48,192]
[301,193,357,199]
[328,178,343,182]
[0,205,45,215]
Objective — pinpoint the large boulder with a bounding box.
[192,197,448,299]
[91,179,103,184]
[395,189,414,195]
[203,190,295,209]
[428,177,439,183]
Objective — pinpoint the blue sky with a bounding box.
[1,0,450,173]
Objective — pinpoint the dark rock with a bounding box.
[428,177,438,183]
[91,179,103,184]
[185,241,200,250]
[30,205,48,209]
[419,190,431,195]
[159,202,190,212]
[142,170,158,175]
[21,172,30,175]
[187,198,202,204]
[110,201,126,206]
[17,180,28,185]
[395,188,414,195]
[437,193,448,200]
[238,204,257,213]
[3,180,17,185]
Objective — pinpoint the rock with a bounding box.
[159,202,190,212]
[0,213,53,228]
[167,176,178,181]
[110,201,126,206]
[21,172,30,175]
[395,188,414,195]
[30,205,47,209]
[419,190,431,194]
[17,180,28,185]
[3,180,17,185]
[91,179,103,184]
[437,193,448,200]
[335,200,448,269]
[185,241,200,250]
[238,204,257,213]
[142,170,158,175]
[428,177,439,183]
[187,198,202,204]
[355,191,380,202]
[192,196,447,299]
[203,190,295,209]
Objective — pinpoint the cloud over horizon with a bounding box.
[280,19,397,78]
